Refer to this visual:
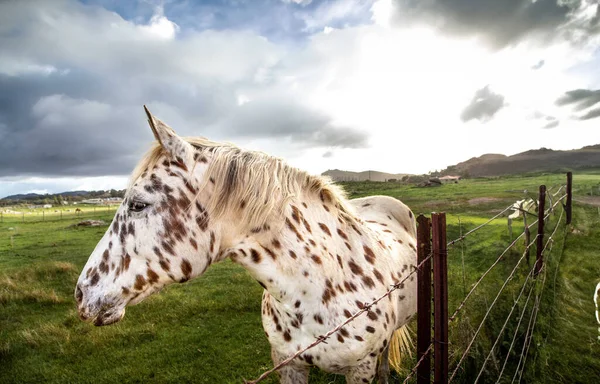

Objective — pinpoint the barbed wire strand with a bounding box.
[447,205,514,247]
[449,230,531,323]
[494,277,536,384]
[449,193,568,323]
[509,209,563,383]
[514,210,563,383]
[401,343,433,384]
[516,254,548,383]
[448,234,539,383]
[473,265,537,383]
[497,211,563,383]
[244,253,433,384]
[458,215,467,296]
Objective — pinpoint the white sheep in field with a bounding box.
[507,198,538,238]
[508,198,538,219]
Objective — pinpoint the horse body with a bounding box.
[234,194,417,381]
[75,107,417,383]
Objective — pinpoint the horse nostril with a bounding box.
[75,285,83,304]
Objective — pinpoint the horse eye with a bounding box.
[129,201,149,213]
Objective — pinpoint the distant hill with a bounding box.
[3,190,90,201]
[440,144,600,177]
[322,169,410,182]
[1,189,125,205]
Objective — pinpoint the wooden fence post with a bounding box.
[566,172,572,225]
[523,211,530,267]
[432,212,448,384]
[535,185,546,277]
[417,215,432,384]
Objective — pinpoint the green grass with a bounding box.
[1,172,599,383]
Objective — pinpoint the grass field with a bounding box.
[1,172,599,383]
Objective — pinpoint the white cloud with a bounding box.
[0,176,129,198]
[137,7,179,40]
[281,0,313,5]
[1,0,600,197]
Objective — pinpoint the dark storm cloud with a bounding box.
[220,97,369,149]
[555,88,600,120]
[0,0,368,178]
[532,60,546,70]
[391,0,594,49]
[579,107,600,120]
[543,120,560,129]
[460,86,506,122]
[555,89,600,109]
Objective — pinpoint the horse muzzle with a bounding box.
[75,284,126,326]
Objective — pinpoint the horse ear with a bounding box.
[143,105,192,159]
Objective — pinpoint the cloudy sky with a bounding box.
[1,0,599,198]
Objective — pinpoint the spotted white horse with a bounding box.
[75,107,418,383]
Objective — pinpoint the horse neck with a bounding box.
[226,192,362,302]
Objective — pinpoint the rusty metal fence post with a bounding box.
[432,213,448,384]
[566,172,572,225]
[535,185,546,276]
[417,215,432,384]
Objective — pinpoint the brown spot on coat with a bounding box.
[302,219,312,233]
[291,205,302,223]
[362,275,375,288]
[336,228,348,240]
[147,269,159,284]
[311,254,322,264]
[318,223,331,236]
[180,259,192,281]
[262,246,277,260]
[363,245,376,264]
[90,272,100,286]
[159,258,170,272]
[209,231,215,253]
[348,260,363,275]
[251,249,261,263]
[283,331,292,342]
[373,269,384,285]
[134,274,147,290]
[289,250,297,259]
[99,261,109,274]
[285,218,304,241]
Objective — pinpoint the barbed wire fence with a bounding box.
[241,173,572,383]
[0,205,118,224]
[414,172,572,384]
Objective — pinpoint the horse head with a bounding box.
[75,107,225,326]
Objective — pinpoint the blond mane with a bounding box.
[130,137,356,229]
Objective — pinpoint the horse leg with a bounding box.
[271,349,309,384]
[346,356,377,384]
[377,345,390,384]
